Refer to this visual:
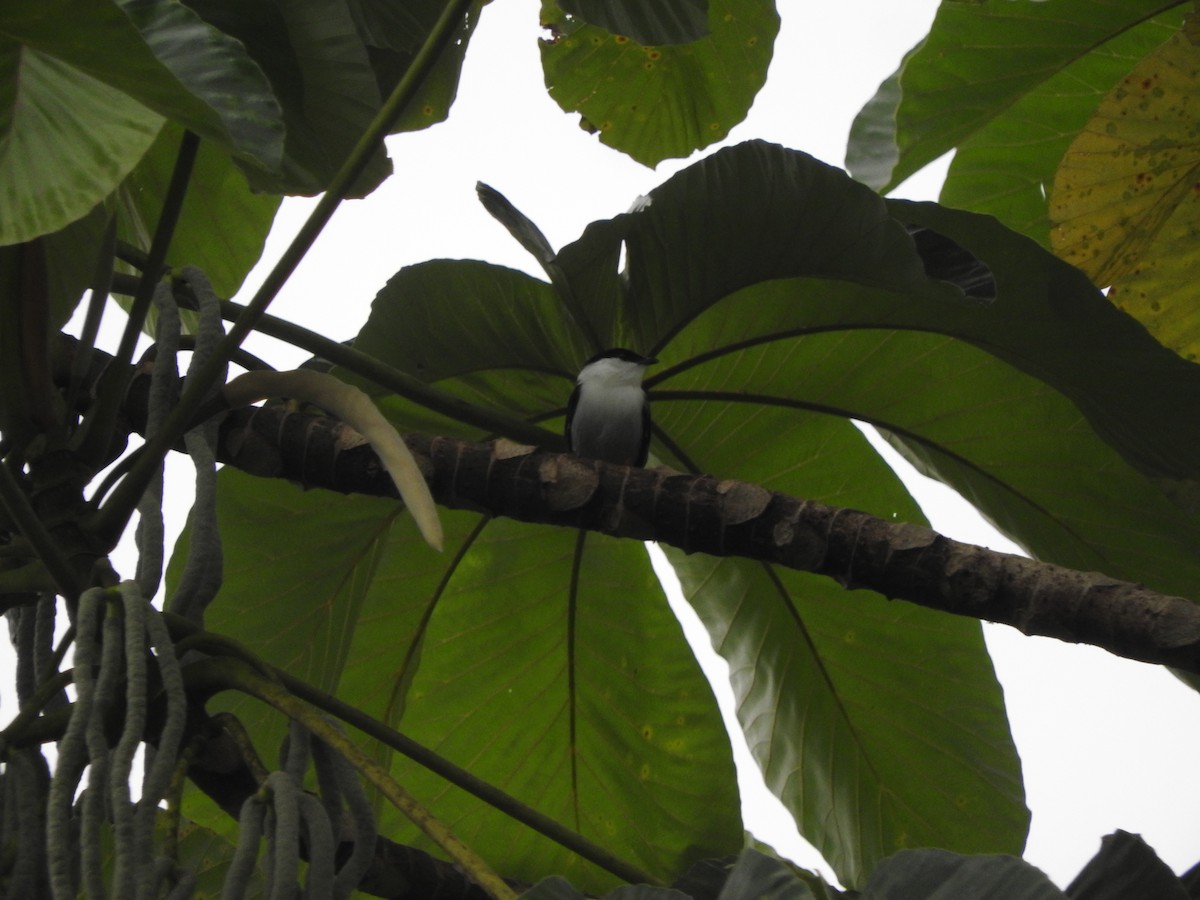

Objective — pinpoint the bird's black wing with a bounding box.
[564,382,582,452]
[636,396,651,467]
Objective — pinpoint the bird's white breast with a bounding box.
[570,381,645,465]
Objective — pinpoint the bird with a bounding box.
[565,348,657,467]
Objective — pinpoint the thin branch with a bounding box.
[81,335,1200,671]
[72,132,200,471]
[88,0,478,549]
[65,215,117,420]
[182,656,519,900]
[115,132,201,376]
[160,611,659,886]
[276,651,657,886]
[126,274,557,447]
[0,466,82,600]
[202,395,1200,673]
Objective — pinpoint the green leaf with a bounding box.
[172,814,264,900]
[342,516,740,890]
[845,0,1179,195]
[169,469,398,795]
[359,260,587,386]
[180,470,741,893]
[114,122,281,300]
[199,472,397,696]
[716,849,819,900]
[557,0,710,45]
[861,848,1062,899]
[182,0,391,196]
[0,41,162,245]
[0,0,283,167]
[1065,830,1190,900]
[883,199,1200,483]
[43,204,112,330]
[553,140,932,352]
[353,0,482,135]
[659,412,1026,885]
[540,0,777,166]
[348,0,445,50]
[555,142,1200,482]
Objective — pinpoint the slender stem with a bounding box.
[108,272,563,447]
[114,131,201,371]
[90,0,478,549]
[0,465,82,600]
[2,668,75,743]
[66,215,117,420]
[161,612,657,886]
[278,666,659,886]
[211,296,559,447]
[73,132,200,469]
[185,656,518,900]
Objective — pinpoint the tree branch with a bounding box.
[111,362,1200,673]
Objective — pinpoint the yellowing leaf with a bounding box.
[1050,30,1200,312]
[1104,194,1200,361]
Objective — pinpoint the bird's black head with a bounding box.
[584,347,658,367]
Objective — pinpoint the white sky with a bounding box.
[31,0,1200,891]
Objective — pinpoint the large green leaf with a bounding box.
[114,122,281,300]
[0,41,161,245]
[179,468,740,892]
[0,0,281,154]
[882,199,1200,483]
[548,142,1200,481]
[182,0,391,196]
[860,848,1063,899]
[657,407,1026,881]
[345,516,740,889]
[845,0,1179,195]
[194,471,396,699]
[0,0,296,244]
[357,260,589,387]
[539,0,777,166]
